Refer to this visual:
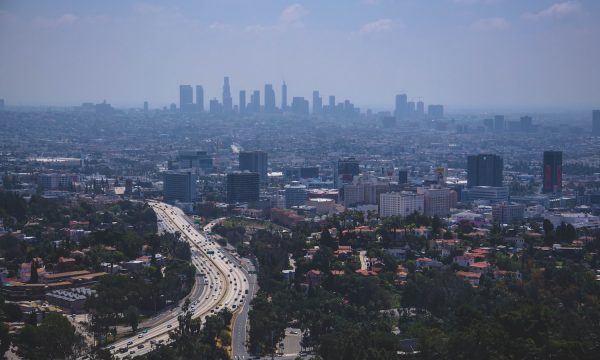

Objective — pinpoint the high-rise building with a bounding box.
[467,154,503,188]
[416,101,424,117]
[239,90,246,114]
[176,150,213,170]
[395,94,408,119]
[143,101,148,113]
[407,101,415,118]
[418,187,454,217]
[249,90,260,113]
[428,104,444,118]
[264,84,276,113]
[335,157,360,188]
[179,85,193,112]
[239,151,268,185]
[222,76,232,113]
[291,97,309,116]
[494,115,505,131]
[520,116,532,131]
[163,171,197,203]
[312,90,322,115]
[281,81,288,110]
[0,99,4,111]
[227,172,259,203]
[398,170,408,184]
[328,95,335,109]
[284,181,307,208]
[196,85,204,112]
[542,151,562,194]
[593,110,600,136]
[209,99,221,114]
[380,192,424,217]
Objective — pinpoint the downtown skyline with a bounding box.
[1,0,599,110]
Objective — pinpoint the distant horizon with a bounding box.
[1,1,599,109]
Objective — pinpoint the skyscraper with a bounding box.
[163,171,197,203]
[395,94,408,119]
[520,116,532,131]
[542,151,562,194]
[329,95,335,109]
[428,104,444,119]
[239,90,246,115]
[416,101,424,117]
[312,90,322,115]
[291,97,309,116]
[227,172,260,204]
[249,90,260,113]
[195,85,204,112]
[239,150,268,185]
[264,84,276,113]
[593,110,600,136]
[494,115,505,131]
[179,85,193,112]
[467,154,503,188]
[143,101,148,113]
[209,99,222,114]
[281,81,288,110]
[222,76,232,113]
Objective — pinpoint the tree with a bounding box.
[126,305,139,333]
[16,312,82,360]
[0,323,10,356]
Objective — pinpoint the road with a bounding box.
[107,201,251,359]
[203,220,259,360]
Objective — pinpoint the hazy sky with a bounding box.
[1,0,599,111]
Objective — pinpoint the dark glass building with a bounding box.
[467,154,503,188]
[227,172,259,204]
[239,151,268,185]
[542,151,562,194]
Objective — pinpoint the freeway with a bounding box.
[204,221,259,360]
[107,201,251,359]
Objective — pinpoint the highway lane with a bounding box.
[107,201,250,359]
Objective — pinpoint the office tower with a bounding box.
[494,115,505,131]
[467,154,503,188]
[419,187,453,217]
[163,171,197,203]
[195,85,204,112]
[291,97,309,116]
[312,90,322,115]
[329,95,335,109]
[542,151,562,194]
[239,150,268,185]
[337,157,360,177]
[398,170,408,184]
[179,85,193,112]
[492,202,525,224]
[416,101,424,117]
[209,99,222,114]
[239,90,246,114]
[222,76,232,113]
[176,150,213,170]
[284,181,307,208]
[380,192,424,217]
[428,104,444,118]
[520,116,532,131]
[227,172,260,203]
[143,101,148,113]
[248,90,260,113]
[281,81,288,110]
[264,84,276,113]
[593,110,600,136]
[407,101,415,118]
[395,94,408,119]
